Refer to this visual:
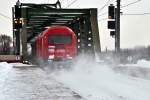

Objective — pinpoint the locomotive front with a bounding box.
[36,26,77,65]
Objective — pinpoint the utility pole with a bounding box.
[115,0,120,52]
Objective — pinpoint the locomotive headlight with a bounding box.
[66,54,73,59]
[48,55,54,59]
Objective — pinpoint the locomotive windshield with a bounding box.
[48,35,72,44]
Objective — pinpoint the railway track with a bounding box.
[0,64,85,100]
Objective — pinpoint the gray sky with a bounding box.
[0,0,150,51]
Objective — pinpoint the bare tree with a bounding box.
[0,34,12,54]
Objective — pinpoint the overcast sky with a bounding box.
[0,0,150,51]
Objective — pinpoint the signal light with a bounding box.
[15,5,21,18]
[108,21,115,29]
[15,20,18,24]
[108,16,113,19]
[110,31,115,37]
[108,4,115,19]
[14,19,22,29]
[19,20,22,24]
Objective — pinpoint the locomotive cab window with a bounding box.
[48,35,72,44]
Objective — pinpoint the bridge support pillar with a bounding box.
[21,19,28,61]
[90,9,101,57]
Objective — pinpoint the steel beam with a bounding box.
[21,8,28,61]
[84,16,94,54]
[15,30,20,55]
[27,8,90,14]
[28,13,84,17]
[90,9,101,54]
[13,3,101,59]
[29,16,75,19]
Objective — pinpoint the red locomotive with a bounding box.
[35,26,77,63]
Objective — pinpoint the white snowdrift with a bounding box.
[120,59,150,68]
[136,59,150,68]
[0,62,12,84]
[1,59,150,100]
[51,59,150,100]
[0,62,12,72]
[9,62,36,67]
[116,59,150,80]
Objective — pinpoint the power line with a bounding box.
[122,13,150,15]
[98,0,115,12]
[121,0,142,8]
[98,0,142,17]
[60,0,65,4]
[98,11,108,17]
[0,13,11,20]
[66,0,78,8]
[98,0,115,18]
[98,12,150,16]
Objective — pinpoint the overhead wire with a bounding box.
[66,0,78,8]
[121,0,142,8]
[98,0,142,17]
[98,0,115,12]
[98,0,115,18]
[0,13,11,21]
[121,0,150,16]
[98,12,108,17]
[60,0,65,4]
[122,13,150,15]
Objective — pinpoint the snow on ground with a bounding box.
[117,59,150,79]
[119,59,150,68]
[10,62,36,67]
[0,62,84,100]
[50,58,150,100]
[1,59,150,100]
[0,62,12,81]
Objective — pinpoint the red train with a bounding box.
[35,26,77,63]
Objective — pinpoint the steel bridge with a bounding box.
[12,1,101,61]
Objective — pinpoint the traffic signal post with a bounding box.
[116,0,120,52]
[13,0,22,55]
[108,4,115,36]
[108,0,120,52]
